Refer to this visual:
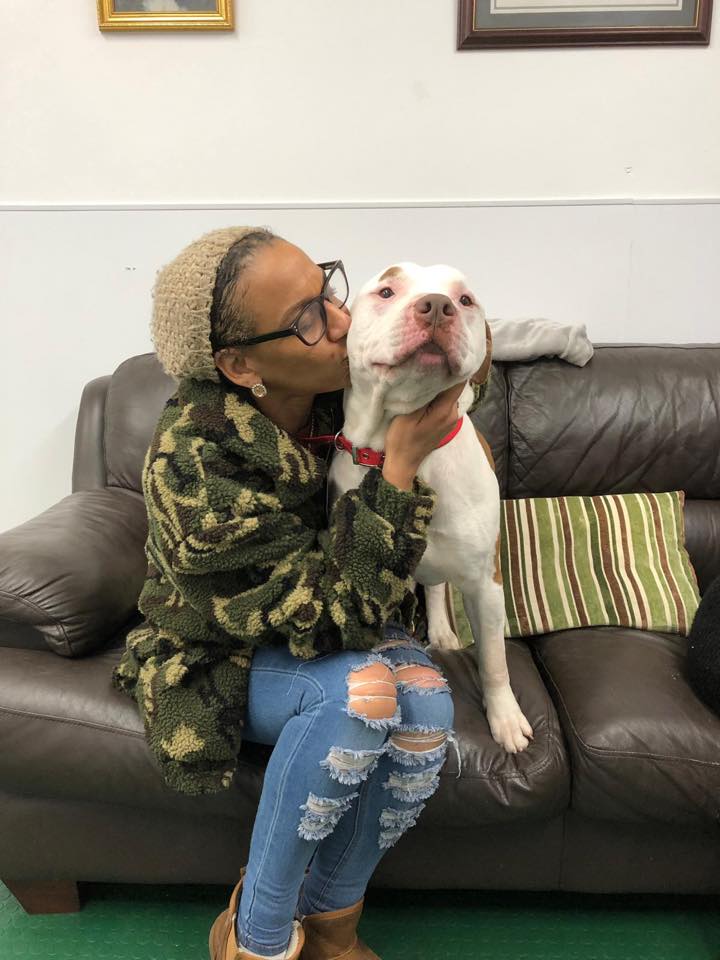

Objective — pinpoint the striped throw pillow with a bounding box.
[449,490,700,641]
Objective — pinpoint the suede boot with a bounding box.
[209,865,305,960]
[297,896,381,960]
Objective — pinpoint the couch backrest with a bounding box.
[503,345,720,500]
[76,345,720,591]
[475,344,720,592]
[73,353,178,496]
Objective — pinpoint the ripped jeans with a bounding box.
[234,619,461,957]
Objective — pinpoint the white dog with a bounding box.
[327,262,591,755]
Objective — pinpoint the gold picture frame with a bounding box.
[97,0,234,32]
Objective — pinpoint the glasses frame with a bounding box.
[217,259,348,351]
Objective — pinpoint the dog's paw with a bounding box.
[482,686,534,754]
[426,627,464,651]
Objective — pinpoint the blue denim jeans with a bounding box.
[234,619,461,957]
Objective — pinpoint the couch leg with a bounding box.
[2,878,81,914]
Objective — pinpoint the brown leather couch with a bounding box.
[2,344,719,916]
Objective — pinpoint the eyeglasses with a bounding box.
[217,260,349,350]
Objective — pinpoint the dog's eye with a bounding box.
[378,287,395,299]
[459,294,474,307]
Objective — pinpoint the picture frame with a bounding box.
[457,0,712,48]
[97,0,234,32]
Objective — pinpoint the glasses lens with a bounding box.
[324,263,349,309]
[296,300,326,345]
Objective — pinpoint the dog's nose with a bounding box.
[412,293,457,326]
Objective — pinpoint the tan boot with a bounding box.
[298,897,381,960]
[209,865,305,960]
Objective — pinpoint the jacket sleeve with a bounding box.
[486,317,594,366]
[166,467,438,656]
[463,317,595,418]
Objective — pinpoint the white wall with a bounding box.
[4,1,720,202]
[1,0,719,530]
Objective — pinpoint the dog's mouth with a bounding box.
[372,342,448,371]
[410,344,449,373]
[415,342,446,356]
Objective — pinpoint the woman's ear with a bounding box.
[214,348,261,388]
[470,320,493,385]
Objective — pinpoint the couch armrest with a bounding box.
[0,488,148,657]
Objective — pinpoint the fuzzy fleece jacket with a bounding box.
[110,376,488,796]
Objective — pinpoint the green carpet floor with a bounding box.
[2,880,719,959]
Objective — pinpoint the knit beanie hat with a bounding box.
[150,226,263,383]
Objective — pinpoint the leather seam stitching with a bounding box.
[0,703,145,740]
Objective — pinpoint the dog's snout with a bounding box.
[413,293,456,325]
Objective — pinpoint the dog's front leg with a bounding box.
[461,580,534,754]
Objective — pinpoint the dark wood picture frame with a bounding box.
[458,0,712,48]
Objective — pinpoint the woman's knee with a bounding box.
[386,661,455,765]
[394,663,453,723]
[294,649,401,738]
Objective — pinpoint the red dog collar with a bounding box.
[298,417,464,468]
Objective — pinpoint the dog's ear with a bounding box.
[470,320,493,385]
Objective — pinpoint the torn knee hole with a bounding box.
[297,791,359,842]
[383,764,444,803]
[378,803,426,850]
[347,662,397,720]
[384,729,450,766]
[320,745,385,785]
[393,664,449,692]
[390,729,447,752]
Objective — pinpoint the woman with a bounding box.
[111,226,477,960]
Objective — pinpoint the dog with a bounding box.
[327,261,534,755]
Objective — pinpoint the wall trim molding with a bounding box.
[1,198,720,212]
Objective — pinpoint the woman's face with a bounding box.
[216,238,352,396]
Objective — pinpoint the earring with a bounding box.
[251,382,268,398]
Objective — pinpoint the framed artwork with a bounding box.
[97,0,234,31]
[457,0,712,47]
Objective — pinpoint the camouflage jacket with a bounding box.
[110,375,487,796]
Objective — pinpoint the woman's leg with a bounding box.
[234,641,403,958]
[295,625,460,917]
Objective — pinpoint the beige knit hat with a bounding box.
[150,226,263,383]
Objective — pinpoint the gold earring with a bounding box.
[251,382,268,398]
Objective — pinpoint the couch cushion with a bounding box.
[450,491,701,642]
[0,635,266,821]
[531,626,720,827]
[0,627,569,827]
[419,641,570,828]
[503,490,699,637]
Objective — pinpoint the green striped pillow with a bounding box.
[449,490,700,641]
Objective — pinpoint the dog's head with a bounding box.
[347,262,491,410]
